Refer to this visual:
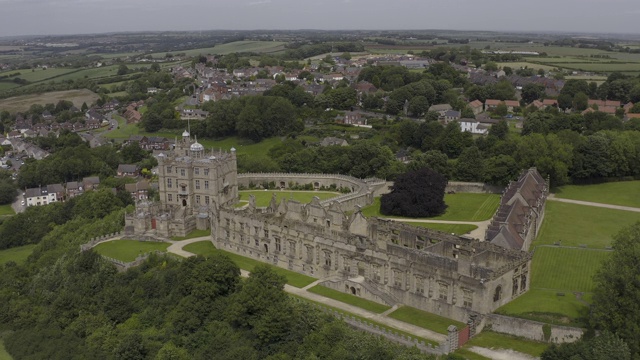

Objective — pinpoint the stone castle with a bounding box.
[126,133,538,323]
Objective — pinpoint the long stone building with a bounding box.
[126,134,535,323]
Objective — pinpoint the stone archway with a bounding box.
[350,286,356,295]
[182,199,187,207]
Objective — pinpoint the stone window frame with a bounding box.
[194,167,200,175]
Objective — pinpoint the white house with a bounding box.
[459,118,490,135]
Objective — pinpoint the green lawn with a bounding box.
[535,202,639,248]
[496,289,591,327]
[553,181,640,208]
[291,295,439,346]
[92,240,170,262]
[238,190,340,207]
[170,229,211,241]
[0,339,12,360]
[307,285,391,314]
[182,241,317,288]
[402,222,478,235]
[462,331,549,357]
[0,245,36,266]
[0,204,14,216]
[387,305,465,335]
[7,68,78,82]
[361,194,500,221]
[531,247,610,292]
[453,348,491,360]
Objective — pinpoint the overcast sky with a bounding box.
[1,0,639,37]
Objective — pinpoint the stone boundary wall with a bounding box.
[445,181,503,194]
[238,173,385,211]
[101,250,166,271]
[484,314,584,344]
[293,298,450,355]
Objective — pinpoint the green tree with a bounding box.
[380,167,447,217]
[484,155,519,186]
[455,146,485,181]
[0,180,17,205]
[573,92,589,111]
[117,64,129,76]
[494,103,508,117]
[521,83,546,104]
[408,96,429,117]
[590,222,640,357]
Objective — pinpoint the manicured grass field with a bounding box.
[307,285,391,314]
[92,240,170,262]
[402,222,478,235]
[170,229,211,241]
[535,202,639,248]
[238,190,340,207]
[0,89,100,113]
[0,245,36,266]
[387,306,465,335]
[531,246,610,292]
[462,331,549,357]
[496,289,591,327]
[6,68,78,83]
[182,241,317,288]
[0,204,15,216]
[497,62,557,71]
[361,193,499,222]
[151,41,286,58]
[553,181,640,208]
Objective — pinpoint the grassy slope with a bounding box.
[182,241,316,288]
[238,190,340,207]
[0,339,12,360]
[0,245,36,266]
[387,306,465,335]
[361,193,500,221]
[531,247,610,292]
[462,331,549,357]
[307,285,391,314]
[0,89,100,113]
[92,240,170,262]
[553,181,640,208]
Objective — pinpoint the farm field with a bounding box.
[361,193,500,222]
[554,63,640,72]
[153,41,286,58]
[387,306,465,335]
[461,331,548,358]
[92,240,170,262]
[553,180,640,207]
[0,83,20,91]
[403,222,478,235]
[6,67,79,82]
[497,62,558,71]
[0,244,36,266]
[535,201,639,248]
[531,246,610,293]
[183,241,317,288]
[238,190,340,207]
[0,89,100,113]
[307,285,391,314]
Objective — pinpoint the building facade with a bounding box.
[127,133,533,323]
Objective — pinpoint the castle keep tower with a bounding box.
[126,130,238,237]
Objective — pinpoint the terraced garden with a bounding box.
[238,190,340,207]
[92,240,170,262]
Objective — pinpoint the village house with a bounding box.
[117,164,139,177]
[428,104,452,117]
[125,180,150,201]
[443,110,461,123]
[320,137,349,147]
[82,176,101,191]
[484,99,502,111]
[468,100,483,115]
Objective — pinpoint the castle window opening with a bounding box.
[204,181,209,189]
[167,166,172,174]
[205,196,209,204]
[167,178,172,188]
[275,237,281,252]
[314,182,320,189]
[182,199,187,207]
[195,180,200,189]
[520,275,527,293]
[280,181,285,188]
[264,244,269,253]
[196,195,200,204]
[439,283,448,301]
[180,169,185,176]
[167,194,172,202]
[195,168,199,175]
[204,168,209,176]
[493,286,502,302]
[512,277,519,296]
[350,286,356,295]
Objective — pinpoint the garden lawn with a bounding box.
[462,331,548,357]
[182,241,317,288]
[496,289,591,327]
[291,295,439,346]
[92,240,170,262]
[238,190,340,207]
[403,222,478,235]
[361,194,499,221]
[531,247,610,292]
[0,204,14,216]
[0,338,11,360]
[387,306,465,335]
[453,348,491,360]
[170,229,211,241]
[534,202,639,248]
[307,285,391,314]
[0,245,35,266]
[553,181,640,208]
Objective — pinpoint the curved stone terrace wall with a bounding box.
[238,173,384,210]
